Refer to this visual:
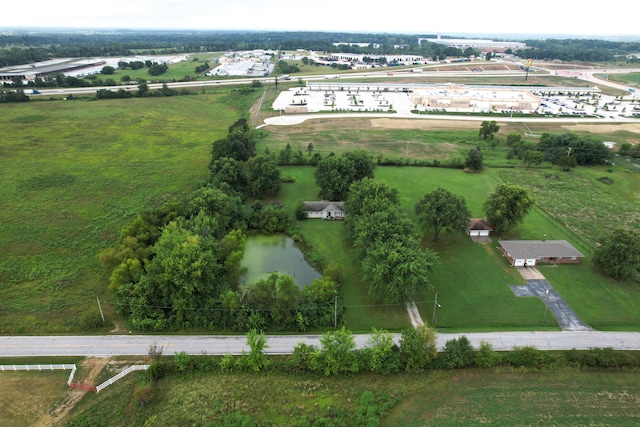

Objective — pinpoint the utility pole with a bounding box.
[432,292,441,325]
[334,295,338,328]
[96,296,105,323]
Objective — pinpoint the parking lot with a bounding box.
[272,83,640,120]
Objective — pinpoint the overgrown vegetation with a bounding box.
[61,330,640,426]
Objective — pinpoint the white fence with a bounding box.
[95,365,149,393]
[0,364,77,385]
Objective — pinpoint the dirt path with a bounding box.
[33,357,110,427]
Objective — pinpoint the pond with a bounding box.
[240,234,322,288]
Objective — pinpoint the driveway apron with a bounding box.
[511,268,591,331]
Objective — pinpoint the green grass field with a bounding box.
[0,89,258,334]
[58,368,640,426]
[276,164,640,331]
[90,52,222,83]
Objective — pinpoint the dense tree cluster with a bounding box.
[101,118,339,331]
[618,142,640,159]
[314,151,376,200]
[516,39,640,62]
[0,89,30,103]
[593,228,640,279]
[345,178,438,303]
[538,132,612,167]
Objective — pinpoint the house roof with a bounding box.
[499,240,584,259]
[303,201,344,212]
[468,218,493,231]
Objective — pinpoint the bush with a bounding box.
[440,336,475,369]
[295,202,308,220]
[564,347,639,368]
[288,342,316,373]
[475,340,500,368]
[79,309,104,329]
[507,346,552,369]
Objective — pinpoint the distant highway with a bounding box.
[33,64,640,98]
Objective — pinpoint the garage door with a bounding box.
[514,259,525,266]
[479,230,490,237]
[469,230,480,237]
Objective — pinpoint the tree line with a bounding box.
[4,30,638,68]
[516,38,640,62]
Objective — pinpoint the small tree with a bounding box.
[593,228,640,279]
[240,329,269,372]
[479,120,500,140]
[314,326,359,376]
[399,324,437,372]
[363,327,400,375]
[465,146,484,172]
[521,150,545,168]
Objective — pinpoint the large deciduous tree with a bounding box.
[483,184,534,233]
[415,187,471,240]
[593,228,640,279]
[210,118,257,163]
[314,151,375,200]
[245,155,281,198]
[124,221,223,330]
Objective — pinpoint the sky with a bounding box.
[1,0,638,38]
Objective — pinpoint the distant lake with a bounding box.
[240,234,322,288]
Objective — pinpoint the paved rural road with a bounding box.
[2,332,640,357]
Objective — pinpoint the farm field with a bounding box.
[0,89,258,334]
[49,366,640,426]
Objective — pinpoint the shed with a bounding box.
[467,218,493,237]
[499,240,584,266]
[303,201,345,220]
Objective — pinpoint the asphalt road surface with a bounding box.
[2,332,640,357]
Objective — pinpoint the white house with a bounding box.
[303,201,345,220]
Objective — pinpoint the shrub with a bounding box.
[440,336,475,369]
[507,346,552,368]
[288,343,316,373]
[475,340,499,368]
[295,202,308,220]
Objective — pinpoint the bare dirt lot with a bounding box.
[370,118,481,130]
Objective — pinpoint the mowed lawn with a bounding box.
[0,91,255,333]
[278,165,640,331]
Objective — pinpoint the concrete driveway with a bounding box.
[511,267,591,331]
